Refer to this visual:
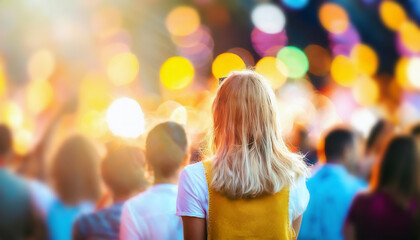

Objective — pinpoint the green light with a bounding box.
[276,46,309,79]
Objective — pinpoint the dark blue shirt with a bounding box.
[72,202,124,240]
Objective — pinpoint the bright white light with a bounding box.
[106,97,145,138]
[251,3,286,34]
[350,108,378,138]
[408,57,420,89]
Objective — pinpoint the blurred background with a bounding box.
[0,0,420,178]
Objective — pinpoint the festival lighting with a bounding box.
[106,52,139,86]
[27,49,55,80]
[331,55,357,87]
[395,57,412,89]
[319,3,349,34]
[0,101,23,128]
[407,57,420,89]
[13,128,33,156]
[251,3,286,34]
[350,44,378,76]
[304,44,331,77]
[160,56,194,90]
[352,76,379,106]
[379,1,407,31]
[399,21,420,53]
[212,53,246,79]
[166,6,200,36]
[26,80,54,115]
[282,0,309,10]
[106,97,145,138]
[255,57,288,89]
[276,46,308,79]
[251,28,288,57]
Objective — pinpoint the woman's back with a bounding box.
[347,191,418,240]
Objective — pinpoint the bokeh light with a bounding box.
[106,97,145,138]
[212,53,246,79]
[106,52,139,86]
[350,108,378,137]
[79,74,112,112]
[255,57,288,89]
[13,128,33,156]
[27,49,55,80]
[166,6,200,36]
[395,57,411,89]
[352,76,379,106]
[319,3,349,34]
[350,44,378,76]
[77,110,107,139]
[0,63,6,97]
[251,28,288,57]
[331,55,357,86]
[0,101,23,128]
[282,0,309,10]
[26,80,54,114]
[251,3,286,34]
[304,44,331,76]
[160,56,194,90]
[407,57,420,89]
[276,46,308,79]
[399,21,420,53]
[170,106,188,125]
[379,1,407,31]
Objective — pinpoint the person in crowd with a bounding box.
[176,70,309,240]
[47,135,101,240]
[358,119,394,181]
[410,123,420,145]
[300,128,367,240]
[120,121,188,240]
[343,136,419,240]
[0,124,41,239]
[72,145,148,240]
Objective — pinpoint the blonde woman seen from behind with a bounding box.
[176,70,310,240]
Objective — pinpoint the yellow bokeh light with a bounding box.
[79,74,112,112]
[77,110,107,139]
[106,97,145,138]
[212,53,246,79]
[170,106,188,125]
[379,1,407,31]
[26,80,54,114]
[352,76,379,106]
[13,128,33,156]
[106,52,139,86]
[0,63,6,97]
[407,57,420,89]
[395,57,412,89]
[0,101,23,128]
[400,21,420,53]
[255,57,288,90]
[166,6,200,36]
[331,55,357,87]
[319,3,349,34]
[160,56,194,90]
[351,44,378,76]
[28,49,55,80]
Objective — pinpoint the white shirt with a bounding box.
[120,184,183,240]
[176,162,310,225]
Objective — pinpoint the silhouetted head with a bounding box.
[324,128,355,164]
[373,136,418,198]
[146,121,187,179]
[0,124,12,159]
[102,145,148,199]
[51,135,101,205]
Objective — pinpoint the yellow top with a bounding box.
[203,160,294,240]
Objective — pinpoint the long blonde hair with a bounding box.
[208,70,308,199]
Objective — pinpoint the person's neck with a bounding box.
[154,173,179,186]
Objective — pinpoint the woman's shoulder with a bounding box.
[180,161,207,189]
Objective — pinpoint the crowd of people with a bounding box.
[1,70,420,240]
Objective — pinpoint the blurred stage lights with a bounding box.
[106,97,145,138]
[399,21,420,53]
[282,0,309,10]
[160,56,194,90]
[304,44,331,77]
[408,57,420,89]
[26,80,54,115]
[106,52,139,86]
[319,3,349,34]
[251,3,286,34]
[255,57,288,90]
[0,101,23,128]
[331,55,357,87]
[27,49,55,80]
[379,1,407,31]
[276,46,308,79]
[350,44,378,76]
[166,6,200,36]
[212,53,246,79]
[352,76,379,106]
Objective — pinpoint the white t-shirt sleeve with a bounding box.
[176,163,207,218]
[120,202,149,240]
[289,176,310,222]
